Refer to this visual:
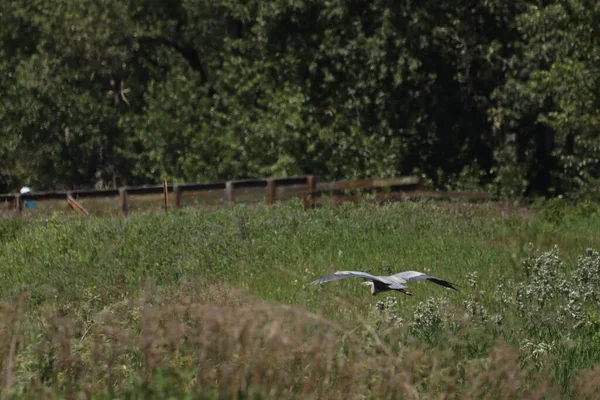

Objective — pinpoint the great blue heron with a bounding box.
[310,270,459,296]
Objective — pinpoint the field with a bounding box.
[1,198,600,399]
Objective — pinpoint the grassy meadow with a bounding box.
[1,198,600,398]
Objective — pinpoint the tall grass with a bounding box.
[1,199,600,398]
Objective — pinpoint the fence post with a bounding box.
[417,175,425,190]
[119,187,129,216]
[3,197,12,213]
[67,193,89,216]
[266,179,276,205]
[163,180,169,213]
[304,175,316,211]
[15,195,23,216]
[173,185,182,209]
[225,181,235,205]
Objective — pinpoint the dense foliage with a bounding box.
[1,0,599,198]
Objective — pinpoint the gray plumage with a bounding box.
[310,270,459,296]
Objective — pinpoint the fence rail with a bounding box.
[1,174,495,217]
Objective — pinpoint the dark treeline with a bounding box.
[1,0,599,199]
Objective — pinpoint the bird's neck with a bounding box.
[370,284,378,295]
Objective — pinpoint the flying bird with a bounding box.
[310,270,459,296]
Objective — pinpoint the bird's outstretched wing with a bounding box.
[310,270,383,285]
[392,270,459,291]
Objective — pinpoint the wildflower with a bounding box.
[520,339,555,369]
[466,271,479,290]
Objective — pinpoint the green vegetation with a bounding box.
[1,0,599,199]
[1,201,600,398]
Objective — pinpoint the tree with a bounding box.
[492,0,600,197]
[0,0,223,189]
[1,0,597,199]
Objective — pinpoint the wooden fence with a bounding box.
[0,174,494,217]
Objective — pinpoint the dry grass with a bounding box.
[0,282,597,399]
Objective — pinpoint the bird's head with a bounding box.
[361,281,377,295]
